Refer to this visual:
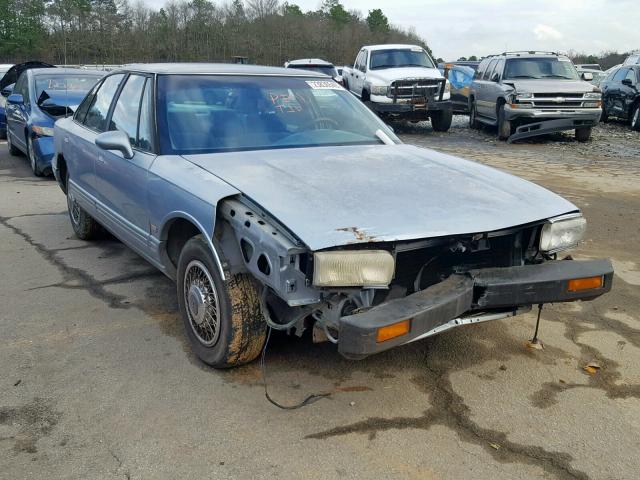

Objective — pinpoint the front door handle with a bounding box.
[96,155,106,164]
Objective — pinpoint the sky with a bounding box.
[143,0,640,60]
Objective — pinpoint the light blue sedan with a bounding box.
[53,64,612,368]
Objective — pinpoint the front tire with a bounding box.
[469,101,480,129]
[27,136,44,177]
[177,236,267,368]
[431,108,453,132]
[497,104,512,140]
[630,103,640,131]
[575,127,592,142]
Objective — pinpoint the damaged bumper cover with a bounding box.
[369,98,452,117]
[338,259,613,359]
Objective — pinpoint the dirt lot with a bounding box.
[1,119,639,480]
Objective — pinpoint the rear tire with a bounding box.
[431,108,452,132]
[497,104,511,140]
[630,103,640,131]
[575,127,592,142]
[177,236,267,368]
[66,172,101,240]
[7,132,20,156]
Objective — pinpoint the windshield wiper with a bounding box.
[506,75,540,79]
[370,65,397,70]
[542,75,574,79]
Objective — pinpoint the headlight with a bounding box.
[313,250,395,287]
[584,92,601,99]
[32,125,55,137]
[515,92,534,101]
[539,215,586,253]
[370,85,388,96]
[444,80,451,93]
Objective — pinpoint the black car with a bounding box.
[601,65,640,130]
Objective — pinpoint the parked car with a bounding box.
[53,63,613,367]
[469,51,602,142]
[342,44,452,131]
[623,53,640,66]
[0,64,14,139]
[600,65,640,130]
[5,68,104,176]
[576,63,602,71]
[577,67,606,87]
[284,58,342,85]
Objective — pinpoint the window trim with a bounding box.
[482,59,498,81]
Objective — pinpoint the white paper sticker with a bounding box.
[306,80,343,90]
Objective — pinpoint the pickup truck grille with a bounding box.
[520,92,597,109]
[388,78,445,102]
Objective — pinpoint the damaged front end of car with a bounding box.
[216,196,613,360]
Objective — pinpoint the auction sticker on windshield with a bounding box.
[306,80,343,90]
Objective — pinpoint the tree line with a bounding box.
[0,0,432,67]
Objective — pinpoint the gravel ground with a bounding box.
[1,119,639,480]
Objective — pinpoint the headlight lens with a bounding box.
[584,92,601,99]
[516,92,534,100]
[444,80,451,93]
[32,125,55,137]
[370,85,388,96]
[539,215,587,253]
[313,250,395,287]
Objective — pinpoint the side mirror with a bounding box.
[7,93,24,105]
[95,130,134,159]
[621,78,634,86]
[582,72,594,81]
[1,85,13,97]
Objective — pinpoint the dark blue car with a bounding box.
[5,68,104,176]
[0,64,14,139]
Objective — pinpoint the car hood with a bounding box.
[184,144,577,251]
[504,79,595,94]
[367,67,443,84]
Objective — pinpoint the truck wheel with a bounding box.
[630,104,640,131]
[177,235,267,368]
[7,132,21,156]
[431,109,452,132]
[575,127,592,142]
[497,104,511,140]
[66,177,102,240]
[469,101,480,129]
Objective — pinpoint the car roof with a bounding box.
[119,63,322,77]
[287,58,333,66]
[364,44,424,52]
[29,68,105,76]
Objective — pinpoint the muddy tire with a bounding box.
[575,127,592,142]
[497,104,511,140]
[66,173,101,240]
[630,103,640,131]
[469,101,480,129]
[177,235,266,368]
[600,107,608,123]
[431,108,452,132]
[7,132,20,156]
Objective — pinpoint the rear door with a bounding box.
[609,68,629,115]
[476,58,498,117]
[93,74,156,254]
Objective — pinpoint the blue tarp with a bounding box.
[448,66,475,89]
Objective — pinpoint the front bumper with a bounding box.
[338,259,613,359]
[369,97,452,118]
[32,135,55,173]
[504,105,601,122]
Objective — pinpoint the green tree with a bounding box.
[468,55,477,61]
[282,2,302,16]
[366,8,389,33]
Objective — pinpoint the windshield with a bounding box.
[288,64,337,77]
[157,75,399,155]
[35,75,102,101]
[370,48,435,70]
[504,58,579,80]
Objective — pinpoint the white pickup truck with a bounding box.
[342,44,452,131]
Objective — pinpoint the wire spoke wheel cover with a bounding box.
[68,192,81,226]
[28,137,36,171]
[183,260,221,347]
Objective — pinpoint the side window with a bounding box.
[74,80,102,124]
[482,59,498,80]
[109,74,146,146]
[476,60,489,80]
[83,74,125,132]
[137,79,155,152]
[625,69,636,83]
[613,68,628,82]
[491,59,505,82]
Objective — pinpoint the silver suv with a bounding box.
[469,52,602,142]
